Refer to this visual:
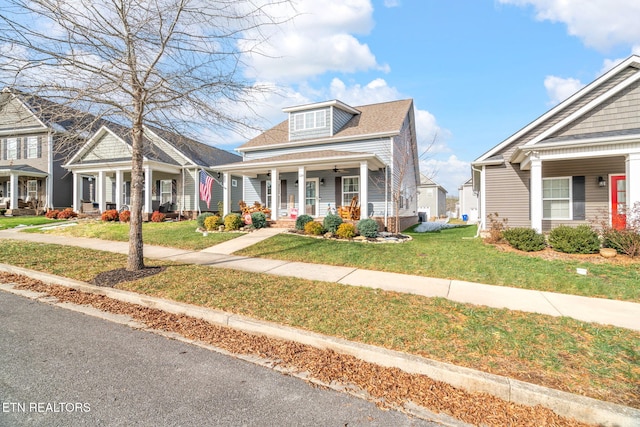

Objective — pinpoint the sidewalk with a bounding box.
[1,227,639,331]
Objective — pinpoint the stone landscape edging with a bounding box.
[0,263,638,427]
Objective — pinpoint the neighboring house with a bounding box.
[417,174,447,220]
[216,99,420,231]
[473,54,640,232]
[0,88,83,212]
[458,178,479,222]
[64,123,242,218]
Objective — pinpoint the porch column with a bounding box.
[97,170,107,212]
[270,168,278,219]
[223,173,231,216]
[115,170,123,210]
[72,172,81,212]
[360,161,369,219]
[627,153,640,223]
[530,153,543,233]
[144,167,152,213]
[9,172,18,210]
[297,166,305,216]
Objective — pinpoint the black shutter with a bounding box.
[335,177,342,207]
[16,138,21,159]
[280,180,287,204]
[1,139,5,160]
[260,181,266,204]
[23,137,28,158]
[572,176,585,220]
[37,136,43,158]
[155,180,160,201]
[171,179,177,204]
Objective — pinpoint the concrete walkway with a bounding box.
[1,226,639,331]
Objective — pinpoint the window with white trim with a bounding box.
[265,180,272,207]
[293,110,326,131]
[6,138,17,160]
[26,137,38,159]
[342,176,359,206]
[543,177,571,219]
[160,180,172,204]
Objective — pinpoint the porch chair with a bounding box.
[338,196,360,220]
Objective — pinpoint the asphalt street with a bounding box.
[0,291,439,427]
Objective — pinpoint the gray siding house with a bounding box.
[417,174,447,220]
[216,99,420,231]
[0,88,83,212]
[64,123,242,218]
[473,55,640,232]
[458,178,479,222]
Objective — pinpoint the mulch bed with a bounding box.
[492,243,639,265]
[2,272,593,427]
[91,266,165,288]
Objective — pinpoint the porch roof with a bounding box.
[0,164,48,177]
[215,150,386,177]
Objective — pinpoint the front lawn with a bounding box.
[236,225,640,302]
[25,219,243,251]
[0,215,60,229]
[0,240,638,410]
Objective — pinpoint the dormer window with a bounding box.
[293,110,326,131]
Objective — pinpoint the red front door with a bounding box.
[611,175,626,230]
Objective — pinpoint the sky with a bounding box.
[225,0,640,196]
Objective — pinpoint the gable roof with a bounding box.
[474,55,640,164]
[239,99,414,151]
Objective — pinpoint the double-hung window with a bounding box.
[160,180,172,204]
[26,137,39,159]
[27,180,38,200]
[342,176,359,206]
[543,177,571,219]
[6,138,17,160]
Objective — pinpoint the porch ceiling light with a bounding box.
[598,176,606,187]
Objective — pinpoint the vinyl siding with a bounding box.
[145,132,190,166]
[0,97,43,131]
[332,107,355,134]
[485,161,531,227]
[82,133,132,161]
[244,138,391,163]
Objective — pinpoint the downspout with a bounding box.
[471,164,483,238]
[384,165,388,230]
[180,166,185,220]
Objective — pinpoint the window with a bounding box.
[6,138,17,160]
[293,110,326,131]
[265,181,272,207]
[160,180,172,204]
[543,177,571,219]
[27,180,37,201]
[342,176,359,206]
[26,137,38,159]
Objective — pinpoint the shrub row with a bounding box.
[45,208,78,220]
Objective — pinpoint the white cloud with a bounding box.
[420,155,470,195]
[384,0,401,7]
[499,0,640,51]
[543,75,584,105]
[242,0,387,83]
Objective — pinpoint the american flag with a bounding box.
[199,170,214,208]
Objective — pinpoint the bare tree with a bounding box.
[0,0,291,271]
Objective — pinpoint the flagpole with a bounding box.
[197,169,202,216]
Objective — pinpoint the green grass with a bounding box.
[24,219,243,250]
[236,226,640,302]
[1,239,638,409]
[0,215,61,229]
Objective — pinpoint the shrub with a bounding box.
[251,211,267,229]
[485,212,508,243]
[45,209,60,219]
[357,218,379,238]
[502,227,546,252]
[151,211,166,222]
[548,225,600,254]
[304,220,324,236]
[224,213,243,231]
[101,209,118,221]
[57,208,78,219]
[322,213,343,233]
[295,214,313,231]
[118,210,131,223]
[335,222,356,239]
[203,215,221,231]
[197,212,215,229]
[601,228,640,258]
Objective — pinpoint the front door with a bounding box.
[611,175,626,230]
[305,178,319,217]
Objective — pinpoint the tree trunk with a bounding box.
[127,94,145,271]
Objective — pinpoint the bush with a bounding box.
[151,211,166,222]
[548,225,600,254]
[224,213,243,231]
[197,212,215,229]
[203,215,221,231]
[502,227,546,252]
[601,228,640,258]
[118,210,130,223]
[295,214,313,231]
[101,209,118,221]
[304,220,324,236]
[335,222,356,239]
[357,218,379,238]
[251,211,267,229]
[45,209,60,219]
[57,208,78,219]
[485,212,508,243]
[322,213,343,233]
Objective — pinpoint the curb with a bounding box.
[1,264,638,427]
